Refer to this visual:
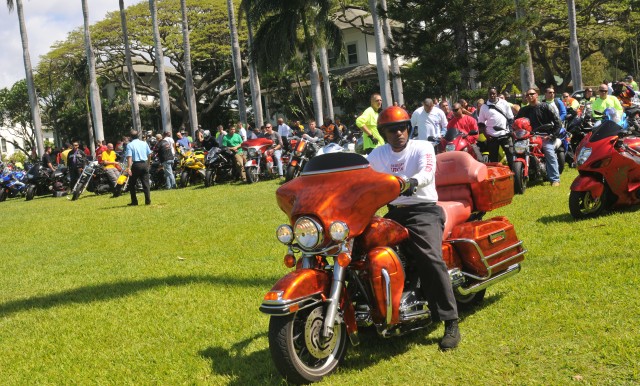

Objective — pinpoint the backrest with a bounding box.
[435,152,488,206]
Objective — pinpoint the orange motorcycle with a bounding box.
[260,151,525,384]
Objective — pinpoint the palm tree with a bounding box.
[149,0,172,135]
[227,0,247,126]
[242,1,264,128]
[81,0,104,153]
[248,0,342,123]
[369,0,392,108]
[515,0,535,92]
[379,0,404,105]
[180,0,199,137]
[318,46,334,120]
[567,0,582,91]
[118,0,142,133]
[5,0,45,157]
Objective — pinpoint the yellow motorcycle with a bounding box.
[177,147,206,188]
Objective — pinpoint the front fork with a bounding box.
[322,263,346,338]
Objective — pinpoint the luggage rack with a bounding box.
[448,238,527,281]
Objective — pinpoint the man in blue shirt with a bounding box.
[176,131,191,149]
[125,130,152,206]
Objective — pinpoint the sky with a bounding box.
[0,0,144,90]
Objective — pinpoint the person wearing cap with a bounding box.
[368,105,460,351]
[625,75,638,92]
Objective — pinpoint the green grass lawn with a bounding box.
[0,169,638,385]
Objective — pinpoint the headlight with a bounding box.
[329,221,349,242]
[248,148,259,157]
[445,144,456,152]
[276,225,294,244]
[577,147,592,166]
[514,140,529,154]
[294,217,323,249]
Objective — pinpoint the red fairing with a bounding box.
[242,137,273,148]
[570,175,604,198]
[366,247,405,325]
[356,216,409,251]
[266,268,331,301]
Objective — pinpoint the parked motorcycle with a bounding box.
[511,121,558,194]
[260,151,525,383]
[177,147,206,188]
[149,155,171,190]
[284,136,322,182]
[24,164,68,200]
[242,137,278,183]
[569,120,640,219]
[437,127,481,160]
[203,147,239,187]
[565,103,596,168]
[0,168,28,202]
[70,161,111,200]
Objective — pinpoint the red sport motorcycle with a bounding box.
[569,120,640,219]
[260,151,525,384]
[437,127,481,160]
[511,120,559,194]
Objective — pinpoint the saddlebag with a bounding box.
[449,216,524,279]
[470,163,514,212]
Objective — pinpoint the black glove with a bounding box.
[371,136,379,144]
[401,178,418,196]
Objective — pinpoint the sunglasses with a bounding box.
[374,99,382,102]
[598,89,608,92]
[453,108,460,112]
[526,93,537,96]
[386,125,408,133]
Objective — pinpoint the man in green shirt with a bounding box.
[356,93,385,154]
[221,126,246,182]
[625,75,638,92]
[592,83,624,121]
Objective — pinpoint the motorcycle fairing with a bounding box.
[355,216,409,252]
[260,268,331,316]
[366,247,405,325]
[245,159,258,168]
[570,175,604,198]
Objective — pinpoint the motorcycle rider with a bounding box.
[67,141,86,188]
[320,117,342,144]
[367,106,461,351]
[276,118,291,151]
[543,87,567,122]
[447,103,483,160]
[592,83,624,120]
[516,88,563,186]
[263,123,284,178]
[41,146,56,172]
[101,143,120,188]
[477,87,515,170]
[221,126,247,182]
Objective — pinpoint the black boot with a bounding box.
[439,319,460,351]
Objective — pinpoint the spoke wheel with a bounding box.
[268,306,347,384]
[246,166,259,183]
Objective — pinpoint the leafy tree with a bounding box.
[0,80,36,156]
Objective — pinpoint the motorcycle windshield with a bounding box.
[444,127,461,142]
[276,153,401,238]
[590,120,624,143]
[242,138,273,148]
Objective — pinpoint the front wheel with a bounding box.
[569,189,607,219]
[179,171,189,188]
[268,306,348,384]
[557,150,566,174]
[112,184,123,198]
[204,169,214,187]
[246,166,259,183]
[513,162,527,195]
[285,165,298,182]
[25,184,36,201]
[72,189,81,201]
[0,189,7,202]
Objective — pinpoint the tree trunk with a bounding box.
[119,0,142,133]
[567,0,582,91]
[516,0,535,93]
[379,0,404,105]
[180,0,199,137]
[369,0,392,108]
[149,0,172,134]
[245,8,263,128]
[15,0,44,157]
[82,0,104,151]
[318,46,334,120]
[226,0,247,126]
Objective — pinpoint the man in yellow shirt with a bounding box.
[592,83,624,120]
[356,93,385,154]
[101,143,120,187]
[60,143,72,166]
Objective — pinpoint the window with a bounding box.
[347,43,358,65]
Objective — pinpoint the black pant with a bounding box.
[384,203,458,322]
[487,135,515,171]
[281,136,290,151]
[129,162,151,205]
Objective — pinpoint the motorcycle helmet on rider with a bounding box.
[377,106,412,142]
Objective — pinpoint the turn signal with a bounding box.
[283,254,296,268]
[336,252,352,267]
[264,291,283,301]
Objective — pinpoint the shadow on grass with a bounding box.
[0,274,278,318]
[536,213,575,224]
[200,333,282,385]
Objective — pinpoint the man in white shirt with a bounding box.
[411,98,448,141]
[236,121,247,142]
[276,117,291,151]
[477,87,515,170]
[368,105,460,351]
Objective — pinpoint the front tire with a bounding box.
[557,150,566,174]
[513,162,527,195]
[285,165,298,182]
[25,184,36,201]
[179,171,189,188]
[246,166,259,183]
[0,189,7,202]
[204,169,214,187]
[569,189,607,219]
[72,189,81,201]
[268,306,347,384]
[112,184,123,198]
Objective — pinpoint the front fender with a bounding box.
[570,175,604,198]
[245,159,258,168]
[259,269,331,315]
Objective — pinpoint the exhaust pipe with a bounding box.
[456,263,521,296]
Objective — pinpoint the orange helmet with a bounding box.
[512,117,532,132]
[377,106,411,140]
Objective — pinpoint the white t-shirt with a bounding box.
[368,140,438,206]
[277,123,291,137]
[477,99,514,137]
[411,105,448,140]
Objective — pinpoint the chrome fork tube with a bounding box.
[322,264,346,338]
